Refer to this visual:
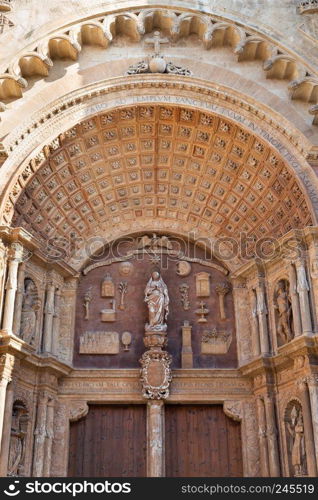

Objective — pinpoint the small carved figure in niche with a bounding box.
[176,261,191,277]
[8,401,29,477]
[215,282,231,320]
[179,283,190,310]
[118,281,128,310]
[20,279,40,345]
[145,271,169,331]
[101,274,115,298]
[195,301,209,323]
[122,331,132,351]
[286,405,306,477]
[274,280,293,345]
[83,286,92,320]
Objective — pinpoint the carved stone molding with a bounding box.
[297,0,318,14]
[0,6,316,125]
[223,400,243,422]
[0,1,12,12]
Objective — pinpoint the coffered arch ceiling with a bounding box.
[10,104,313,266]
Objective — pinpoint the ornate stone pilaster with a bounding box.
[297,379,317,476]
[0,240,7,323]
[263,393,281,477]
[256,282,270,355]
[295,260,312,335]
[0,354,14,457]
[288,263,302,338]
[306,375,318,470]
[0,380,14,475]
[32,391,49,477]
[43,397,55,477]
[12,263,25,336]
[232,280,253,365]
[58,278,78,363]
[43,283,55,353]
[256,396,270,477]
[249,288,260,356]
[2,243,23,334]
[51,401,88,477]
[241,400,261,477]
[51,290,61,356]
[147,400,165,477]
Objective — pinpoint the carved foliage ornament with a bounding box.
[127,57,192,76]
[140,350,172,400]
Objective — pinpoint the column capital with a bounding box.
[0,353,15,382]
[7,242,24,262]
[306,374,318,387]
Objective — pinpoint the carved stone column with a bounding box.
[256,396,270,477]
[147,400,165,477]
[32,391,49,477]
[2,243,23,333]
[295,260,312,335]
[297,379,317,476]
[256,282,270,355]
[249,288,260,356]
[12,262,25,336]
[288,263,302,338]
[0,240,7,321]
[51,290,61,356]
[306,375,318,470]
[263,394,281,477]
[0,380,14,475]
[43,283,55,353]
[43,397,55,477]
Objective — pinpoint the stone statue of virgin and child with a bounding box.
[144,271,169,332]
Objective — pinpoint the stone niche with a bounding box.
[74,235,237,369]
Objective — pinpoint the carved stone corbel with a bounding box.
[223,400,242,422]
[69,402,89,422]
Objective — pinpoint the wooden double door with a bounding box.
[68,404,243,477]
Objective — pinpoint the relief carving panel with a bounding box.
[74,236,237,369]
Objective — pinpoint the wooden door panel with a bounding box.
[165,405,243,477]
[68,405,147,477]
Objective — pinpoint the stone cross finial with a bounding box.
[144,31,169,54]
